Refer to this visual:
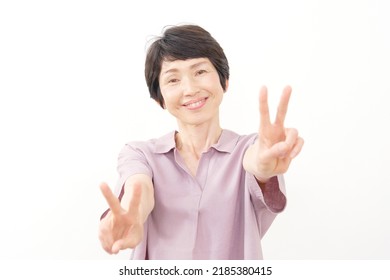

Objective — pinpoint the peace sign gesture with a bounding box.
[243,86,304,182]
[98,182,144,254]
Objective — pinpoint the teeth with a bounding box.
[186,100,204,108]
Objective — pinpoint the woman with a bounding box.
[99,24,304,259]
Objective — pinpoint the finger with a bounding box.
[275,85,292,126]
[100,182,122,215]
[111,241,121,254]
[259,86,271,128]
[289,137,304,158]
[263,129,299,159]
[284,128,299,150]
[101,238,114,254]
[261,141,290,161]
[112,234,140,254]
[98,224,114,254]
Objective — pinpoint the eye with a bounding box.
[167,78,179,84]
[196,69,207,75]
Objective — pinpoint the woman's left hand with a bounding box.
[243,85,304,182]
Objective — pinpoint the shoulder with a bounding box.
[121,131,176,155]
[216,129,257,153]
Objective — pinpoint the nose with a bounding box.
[181,76,199,96]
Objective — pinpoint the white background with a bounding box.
[0,0,389,260]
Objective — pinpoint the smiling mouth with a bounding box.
[183,98,208,110]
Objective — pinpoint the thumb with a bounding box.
[111,232,142,253]
[263,141,290,160]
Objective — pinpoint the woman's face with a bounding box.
[159,57,227,127]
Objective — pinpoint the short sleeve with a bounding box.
[100,143,154,220]
[113,142,153,196]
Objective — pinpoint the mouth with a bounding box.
[182,97,208,110]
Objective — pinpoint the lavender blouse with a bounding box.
[111,129,286,259]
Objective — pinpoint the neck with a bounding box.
[175,118,222,157]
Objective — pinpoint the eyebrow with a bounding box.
[161,60,209,77]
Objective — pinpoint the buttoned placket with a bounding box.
[173,148,213,191]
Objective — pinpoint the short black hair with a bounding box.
[145,25,230,108]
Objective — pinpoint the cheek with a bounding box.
[161,90,179,109]
[204,75,224,93]
[208,82,225,98]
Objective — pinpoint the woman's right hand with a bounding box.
[98,182,144,254]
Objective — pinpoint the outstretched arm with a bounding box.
[98,174,154,254]
[243,85,304,183]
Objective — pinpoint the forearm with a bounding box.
[121,174,155,223]
[243,140,276,182]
